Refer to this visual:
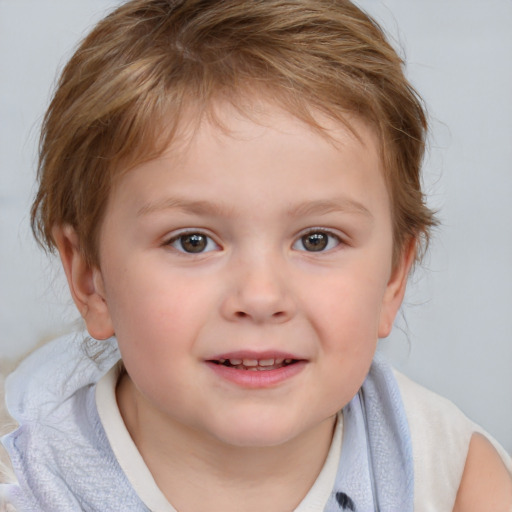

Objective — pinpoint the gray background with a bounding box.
[1,1,511,452]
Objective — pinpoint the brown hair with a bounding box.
[31,0,436,267]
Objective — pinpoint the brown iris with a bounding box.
[179,233,208,253]
[301,232,328,251]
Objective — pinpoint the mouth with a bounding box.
[209,357,300,371]
[205,352,307,388]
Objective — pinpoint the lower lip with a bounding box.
[205,361,307,388]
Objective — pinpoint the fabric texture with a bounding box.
[1,334,145,511]
[323,359,414,512]
[0,332,418,511]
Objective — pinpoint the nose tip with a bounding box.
[221,269,296,324]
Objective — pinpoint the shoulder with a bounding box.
[453,433,512,512]
[4,333,119,424]
[393,370,512,512]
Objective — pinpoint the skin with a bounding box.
[453,434,512,512]
[54,102,511,512]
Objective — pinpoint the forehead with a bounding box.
[106,100,389,223]
[116,94,384,180]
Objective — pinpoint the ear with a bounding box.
[378,238,416,338]
[53,225,114,340]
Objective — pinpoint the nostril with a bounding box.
[235,311,248,318]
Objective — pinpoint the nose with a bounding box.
[220,255,297,324]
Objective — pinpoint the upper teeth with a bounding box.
[218,358,291,366]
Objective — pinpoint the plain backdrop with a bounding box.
[0,0,511,452]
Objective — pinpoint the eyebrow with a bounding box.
[137,197,236,218]
[286,198,373,220]
[137,196,373,220]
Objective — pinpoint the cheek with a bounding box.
[103,263,213,359]
[308,276,387,407]
[305,269,389,343]
[108,275,209,405]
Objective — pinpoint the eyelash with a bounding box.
[164,228,343,255]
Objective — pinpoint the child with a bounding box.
[1,0,511,510]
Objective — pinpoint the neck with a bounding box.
[117,373,336,512]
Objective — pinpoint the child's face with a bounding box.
[87,102,411,447]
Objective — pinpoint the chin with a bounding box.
[208,417,302,449]
[217,431,296,449]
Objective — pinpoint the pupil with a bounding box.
[181,234,207,253]
[302,232,327,251]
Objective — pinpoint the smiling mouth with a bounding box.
[210,357,299,371]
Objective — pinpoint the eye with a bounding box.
[293,230,341,252]
[167,232,219,254]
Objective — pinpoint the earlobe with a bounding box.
[53,225,114,340]
[378,239,416,338]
